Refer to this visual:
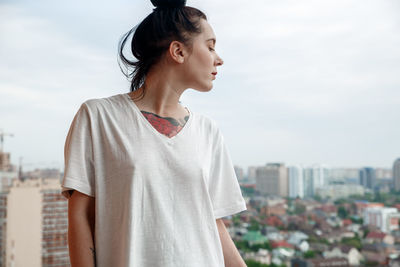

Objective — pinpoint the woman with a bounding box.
[61,0,247,266]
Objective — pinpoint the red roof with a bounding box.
[342,219,352,226]
[271,240,294,249]
[266,216,283,227]
[317,204,337,213]
[366,231,386,240]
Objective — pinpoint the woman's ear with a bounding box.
[168,41,186,64]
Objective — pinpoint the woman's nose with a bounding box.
[216,55,223,66]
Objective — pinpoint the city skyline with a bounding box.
[1,0,400,171]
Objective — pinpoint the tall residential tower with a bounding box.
[393,158,400,192]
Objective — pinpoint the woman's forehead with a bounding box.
[199,19,216,41]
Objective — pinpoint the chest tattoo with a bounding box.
[141,110,189,138]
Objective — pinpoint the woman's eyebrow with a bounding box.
[206,38,216,45]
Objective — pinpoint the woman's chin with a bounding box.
[192,83,213,92]
[206,81,214,91]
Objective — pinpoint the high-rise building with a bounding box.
[234,165,244,181]
[363,206,400,233]
[288,165,304,198]
[328,167,360,185]
[5,178,69,267]
[303,168,314,197]
[311,164,330,194]
[393,158,400,192]
[316,184,365,200]
[375,168,392,180]
[0,191,7,265]
[0,151,15,172]
[0,171,17,192]
[256,163,288,197]
[0,151,17,191]
[329,168,359,182]
[302,164,330,197]
[359,167,376,190]
[247,166,258,182]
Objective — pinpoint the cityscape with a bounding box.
[1,143,400,266]
[1,1,399,266]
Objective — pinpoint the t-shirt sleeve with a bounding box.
[60,102,95,200]
[208,126,247,219]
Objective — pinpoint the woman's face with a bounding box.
[183,19,224,92]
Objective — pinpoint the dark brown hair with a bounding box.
[118,0,207,100]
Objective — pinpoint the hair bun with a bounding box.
[151,0,186,9]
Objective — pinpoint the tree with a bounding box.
[234,240,251,252]
[294,203,306,215]
[304,250,316,258]
[245,259,269,267]
[314,194,322,202]
[341,237,362,250]
[232,215,241,227]
[363,229,370,238]
[338,206,348,219]
[350,216,363,224]
[248,218,260,231]
[308,235,318,243]
[251,241,271,251]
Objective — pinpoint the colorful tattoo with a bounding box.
[141,110,189,138]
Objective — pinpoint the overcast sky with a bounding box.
[1,0,399,173]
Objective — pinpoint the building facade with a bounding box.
[288,165,304,198]
[256,163,288,197]
[5,178,69,266]
[393,158,400,192]
[234,165,244,181]
[363,207,400,233]
[316,184,365,200]
[359,167,376,190]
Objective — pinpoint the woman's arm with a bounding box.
[67,190,96,267]
[216,218,247,267]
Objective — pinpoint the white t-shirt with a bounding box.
[61,93,247,267]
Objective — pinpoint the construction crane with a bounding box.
[0,128,14,152]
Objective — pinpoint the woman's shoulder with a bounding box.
[191,111,221,137]
[80,93,127,113]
